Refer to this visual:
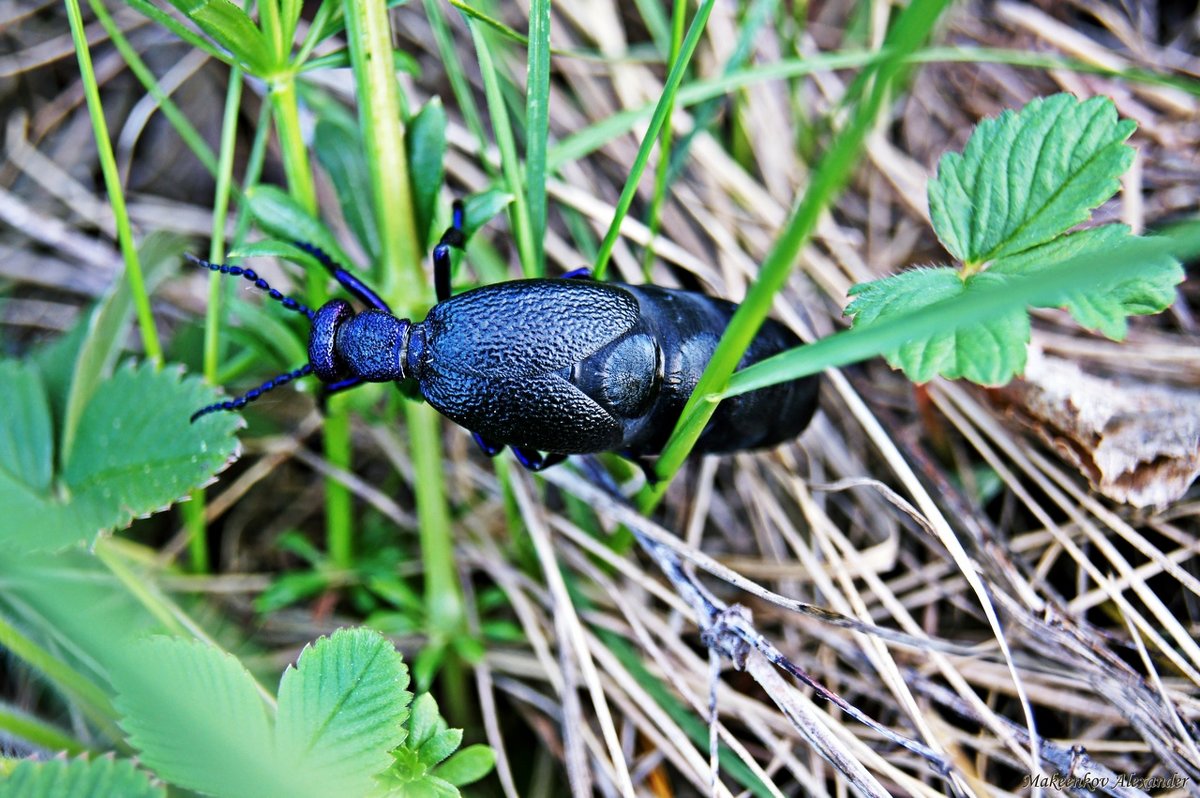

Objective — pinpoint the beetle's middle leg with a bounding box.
[433,200,466,302]
[294,242,392,313]
[471,431,505,457]
[512,447,566,472]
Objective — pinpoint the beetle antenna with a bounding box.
[185,253,316,321]
[191,364,314,422]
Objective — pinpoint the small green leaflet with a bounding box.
[846,94,1183,386]
[377,693,496,795]
[0,361,240,553]
[844,269,1030,385]
[113,629,410,798]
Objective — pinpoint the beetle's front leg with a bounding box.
[316,376,364,413]
[561,266,592,280]
[512,447,566,472]
[432,200,466,302]
[294,242,392,313]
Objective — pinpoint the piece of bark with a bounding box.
[990,347,1200,509]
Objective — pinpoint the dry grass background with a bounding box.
[2,0,1199,795]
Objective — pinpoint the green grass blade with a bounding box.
[469,20,536,276]
[525,0,551,276]
[425,0,491,170]
[723,224,1200,399]
[640,0,687,278]
[91,0,221,177]
[65,0,162,367]
[592,0,715,280]
[648,0,953,500]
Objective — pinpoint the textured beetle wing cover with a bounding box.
[423,280,640,378]
[421,370,622,453]
[990,347,1200,508]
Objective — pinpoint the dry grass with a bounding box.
[2,0,1199,795]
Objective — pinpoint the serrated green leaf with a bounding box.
[408,99,447,248]
[929,94,1135,264]
[113,637,276,798]
[247,185,355,269]
[164,0,273,74]
[432,745,495,788]
[275,628,411,795]
[315,120,380,259]
[845,268,1029,384]
[418,729,462,769]
[0,756,164,798]
[991,224,1183,339]
[0,361,240,553]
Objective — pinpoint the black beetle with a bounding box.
[189,202,819,473]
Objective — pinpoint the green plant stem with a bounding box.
[324,395,354,567]
[592,0,715,280]
[405,400,462,631]
[258,0,286,67]
[645,0,952,506]
[343,0,462,640]
[65,0,162,366]
[341,0,421,301]
[425,0,491,169]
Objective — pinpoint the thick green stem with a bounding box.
[343,0,461,633]
[405,401,461,632]
[269,73,353,564]
[342,0,421,299]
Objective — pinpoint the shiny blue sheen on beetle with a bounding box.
[189,202,819,473]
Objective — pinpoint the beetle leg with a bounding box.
[512,447,566,472]
[317,376,364,413]
[471,431,505,458]
[294,242,392,313]
[560,267,592,280]
[433,200,466,302]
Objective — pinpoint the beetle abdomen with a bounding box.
[590,284,818,455]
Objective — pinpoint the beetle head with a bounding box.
[310,301,410,384]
